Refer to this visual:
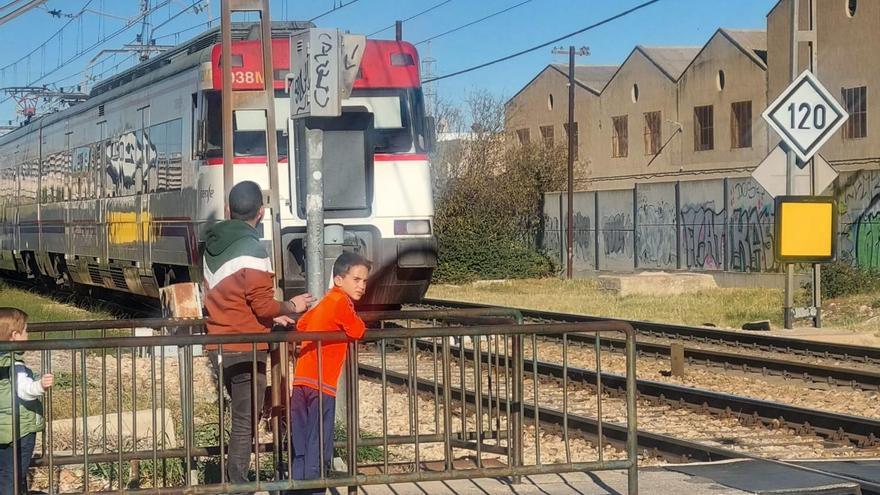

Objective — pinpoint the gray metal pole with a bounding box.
[220,2,234,216]
[566,45,575,280]
[808,0,822,328]
[784,0,799,330]
[306,128,326,299]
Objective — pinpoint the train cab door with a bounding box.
[139,106,152,272]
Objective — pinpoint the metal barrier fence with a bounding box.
[1,309,638,494]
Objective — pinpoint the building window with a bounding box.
[612,115,628,158]
[842,86,867,139]
[516,128,530,145]
[730,101,752,149]
[847,0,857,17]
[694,105,714,151]
[540,125,554,147]
[563,122,579,161]
[643,111,661,155]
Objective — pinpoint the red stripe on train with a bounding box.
[373,153,428,162]
[203,154,428,165]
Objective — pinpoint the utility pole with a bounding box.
[806,0,821,328]
[784,0,821,329]
[551,45,589,279]
[783,0,798,329]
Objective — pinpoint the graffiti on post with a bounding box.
[636,197,676,268]
[728,180,776,272]
[679,201,725,270]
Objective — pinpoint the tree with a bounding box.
[430,90,567,282]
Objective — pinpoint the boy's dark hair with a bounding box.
[229,181,263,221]
[333,252,372,277]
[0,307,28,341]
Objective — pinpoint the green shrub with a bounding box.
[818,261,880,298]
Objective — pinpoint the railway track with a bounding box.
[419,298,880,391]
[428,341,880,448]
[357,361,880,494]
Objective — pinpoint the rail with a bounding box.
[1,311,638,495]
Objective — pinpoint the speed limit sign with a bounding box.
[763,70,848,162]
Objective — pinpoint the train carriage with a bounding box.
[0,22,437,305]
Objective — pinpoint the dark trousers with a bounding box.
[0,432,36,495]
[210,351,267,486]
[290,385,336,495]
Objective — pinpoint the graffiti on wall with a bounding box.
[572,212,594,267]
[602,212,632,258]
[636,197,676,268]
[679,201,725,270]
[839,171,880,268]
[728,180,776,272]
[542,213,562,264]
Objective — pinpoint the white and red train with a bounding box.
[0,23,437,305]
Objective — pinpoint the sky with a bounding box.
[0,0,775,124]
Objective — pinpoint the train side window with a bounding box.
[145,124,163,193]
[166,119,183,190]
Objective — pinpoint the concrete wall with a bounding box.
[837,169,880,268]
[596,189,635,271]
[727,177,776,272]
[545,171,880,274]
[635,182,677,269]
[678,179,726,270]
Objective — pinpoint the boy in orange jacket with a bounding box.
[290,252,369,493]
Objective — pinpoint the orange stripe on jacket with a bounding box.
[292,286,366,397]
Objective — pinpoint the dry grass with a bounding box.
[427,278,783,328]
[0,283,112,323]
[427,278,880,332]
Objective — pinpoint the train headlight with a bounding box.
[394,219,431,235]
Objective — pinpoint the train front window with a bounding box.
[203,91,288,159]
[341,88,427,154]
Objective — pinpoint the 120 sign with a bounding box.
[788,102,827,130]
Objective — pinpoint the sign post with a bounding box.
[289,28,365,475]
[760,4,847,328]
[290,29,365,298]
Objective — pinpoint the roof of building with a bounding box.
[635,46,702,80]
[549,64,619,95]
[505,63,618,106]
[720,28,768,67]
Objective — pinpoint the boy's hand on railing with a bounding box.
[41,373,54,389]
[290,293,315,313]
[273,315,296,327]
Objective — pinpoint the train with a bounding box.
[0,22,437,306]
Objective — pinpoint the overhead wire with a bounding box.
[0,0,173,107]
[308,0,362,23]
[0,0,95,73]
[367,0,453,37]
[415,0,532,46]
[422,0,661,83]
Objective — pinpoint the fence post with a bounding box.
[594,192,601,271]
[625,327,639,495]
[510,334,524,483]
